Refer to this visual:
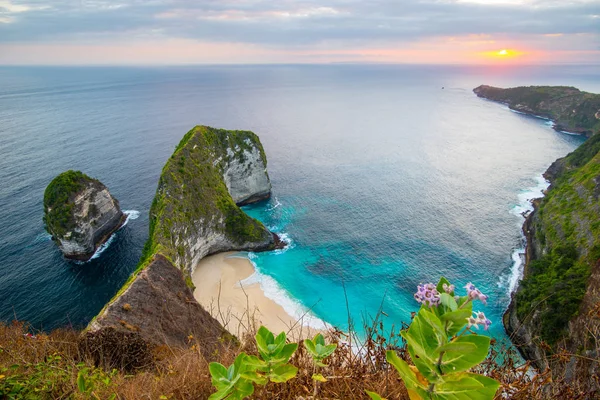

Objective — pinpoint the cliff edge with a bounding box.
[43,170,126,261]
[473,85,600,136]
[87,126,281,358]
[504,131,600,388]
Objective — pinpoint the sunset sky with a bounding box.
[0,0,599,65]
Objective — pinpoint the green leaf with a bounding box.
[304,338,317,357]
[242,355,267,371]
[407,344,439,384]
[314,333,325,346]
[208,387,231,400]
[365,390,387,400]
[209,362,229,381]
[419,308,447,344]
[77,370,87,393]
[240,371,268,386]
[440,335,491,374]
[401,311,444,365]
[456,295,470,308]
[440,309,471,324]
[232,353,248,376]
[255,326,273,354]
[234,380,254,398]
[269,364,298,383]
[436,277,452,293]
[274,331,286,346]
[442,307,472,337]
[440,293,458,312]
[272,343,297,364]
[319,343,337,358]
[437,341,477,354]
[386,351,428,391]
[433,372,500,400]
[312,373,327,382]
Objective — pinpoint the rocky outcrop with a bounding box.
[88,126,282,352]
[220,139,272,205]
[89,254,228,355]
[144,126,280,275]
[473,85,600,136]
[43,170,126,261]
[504,131,600,388]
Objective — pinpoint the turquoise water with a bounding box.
[0,65,597,343]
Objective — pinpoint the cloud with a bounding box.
[0,0,598,63]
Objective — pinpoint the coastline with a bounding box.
[192,252,324,339]
[473,90,594,137]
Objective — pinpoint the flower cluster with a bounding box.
[467,311,492,331]
[465,282,488,305]
[414,283,441,307]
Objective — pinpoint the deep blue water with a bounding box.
[0,65,598,343]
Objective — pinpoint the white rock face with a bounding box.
[53,183,125,260]
[222,145,271,205]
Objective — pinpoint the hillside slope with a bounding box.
[505,131,600,387]
[474,85,600,136]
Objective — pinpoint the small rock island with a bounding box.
[43,170,126,261]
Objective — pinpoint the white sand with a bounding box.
[192,252,322,340]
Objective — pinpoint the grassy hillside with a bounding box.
[473,85,600,135]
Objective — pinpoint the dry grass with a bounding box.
[1,315,599,399]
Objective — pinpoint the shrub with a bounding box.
[368,277,500,400]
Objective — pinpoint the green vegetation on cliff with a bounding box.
[473,85,600,135]
[516,131,600,344]
[43,170,99,237]
[139,125,272,271]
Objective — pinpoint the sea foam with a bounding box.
[233,251,329,331]
[501,176,549,296]
[85,209,139,262]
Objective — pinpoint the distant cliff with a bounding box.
[504,131,600,386]
[43,170,126,261]
[474,85,600,136]
[88,126,281,357]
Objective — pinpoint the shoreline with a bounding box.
[192,252,324,339]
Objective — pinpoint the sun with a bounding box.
[479,48,525,61]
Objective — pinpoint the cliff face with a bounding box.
[88,126,280,351]
[220,139,272,206]
[43,170,126,261]
[504,132,600,382]
[473,85,600,136]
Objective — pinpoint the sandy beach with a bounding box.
[192,252,323,339]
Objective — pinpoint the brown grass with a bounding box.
[1,315,598,399]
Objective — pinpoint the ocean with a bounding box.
[1,64,598,343]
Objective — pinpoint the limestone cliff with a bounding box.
[88,126,281,352]
[473,85,600,136]
[43,170,126,261]
[504,132,600,386]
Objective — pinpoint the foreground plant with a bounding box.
[208,326,298,400]
[304,333,337,396]
[369,277,500,400]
